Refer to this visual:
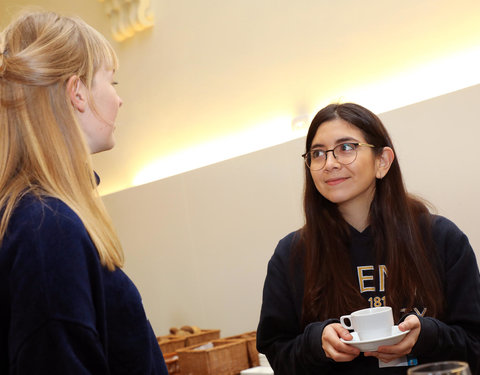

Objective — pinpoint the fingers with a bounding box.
[364,315,422,362]
[364,336,413,362]
[322,323,360,362]
[382,334,416,354]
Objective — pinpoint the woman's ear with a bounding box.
[376,146,395,179]
[67,75,87,112]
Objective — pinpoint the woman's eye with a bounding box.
[340,143,355,151]
[311,150,325,159]
[112,81,119,86]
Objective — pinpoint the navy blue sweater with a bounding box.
[0,195,168,374]
[257,215,480,374]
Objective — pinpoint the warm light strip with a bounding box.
[133,115,296,186]
[340,45,480,114]
[133,45,480,188]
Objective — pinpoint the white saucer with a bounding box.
[340,326,409,352]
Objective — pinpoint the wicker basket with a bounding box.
[157,335,188,354]
[163,352,180,374]
[184,329,221,347]
[177,339,249,375]
[223,331,259,368]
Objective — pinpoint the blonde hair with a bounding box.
[0,11,123,270]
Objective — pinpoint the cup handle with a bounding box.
[339,315,353,330]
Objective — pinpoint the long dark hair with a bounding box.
[296,103,443,325]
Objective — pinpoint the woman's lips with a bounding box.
[326,177,348,186]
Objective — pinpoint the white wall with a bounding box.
[103,85,480,337]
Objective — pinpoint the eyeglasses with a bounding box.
[302,142,376,171]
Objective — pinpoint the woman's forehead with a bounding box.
[312,118,366,146]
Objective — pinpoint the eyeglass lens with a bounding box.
[306,143,358,170]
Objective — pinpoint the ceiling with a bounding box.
[2,0,480,195]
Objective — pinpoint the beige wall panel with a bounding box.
[103,137,306,336]
[103,174,205,333]
[179,138,305,335]
[379,84,480,252]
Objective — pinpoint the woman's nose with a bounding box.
[323,151,340,170]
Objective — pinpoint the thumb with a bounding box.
[398,315,418,331]
[334,324,353,340]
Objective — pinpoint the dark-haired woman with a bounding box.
[256,103,480,374]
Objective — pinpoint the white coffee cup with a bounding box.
[339,306,394,340]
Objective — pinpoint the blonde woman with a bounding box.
[0,11,168,374]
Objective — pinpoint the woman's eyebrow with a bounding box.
[311,137,360,149]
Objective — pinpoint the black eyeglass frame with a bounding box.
[301,142,377,170]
